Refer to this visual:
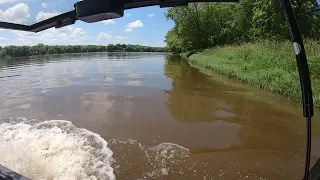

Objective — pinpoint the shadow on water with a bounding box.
[164,55,320,160]
[165,54,243,123]
[165,55,298,123]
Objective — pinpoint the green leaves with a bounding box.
[165,0,320,52]
[165,3,242,52]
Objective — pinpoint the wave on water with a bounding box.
[108,139,191,179]
[0,118,192,180]
[0,118,115,180]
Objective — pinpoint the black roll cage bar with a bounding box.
[0,0,238,32]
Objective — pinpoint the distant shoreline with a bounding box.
[0,44,166,59]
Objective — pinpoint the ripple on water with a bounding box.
[108,138,191,179]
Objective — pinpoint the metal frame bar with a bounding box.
[0,10,77,33]
[30,11,77,32]
[279,0,313,118]
[0,22,31,32]
[279,0,314,179]
[0,0,238,32]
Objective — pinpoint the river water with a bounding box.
[0,52,320,180]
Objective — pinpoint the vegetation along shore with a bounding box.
[183,40,320,107]
[0,44,165,58]
[164,0,320,106]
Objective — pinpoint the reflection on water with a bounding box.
[165,55,320,153]
[0,52,319,179]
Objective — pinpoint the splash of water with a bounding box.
[108,138,191,179]
[0,118,115,180]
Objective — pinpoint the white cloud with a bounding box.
[101,19,115,25]
[14,26,87,45]
[0,3,30,24]
[125,13,131,17]
[0,0,17,4]
[148,14,155,17]
[41,3,47,8]
[73,28,86,37]
[0,37,8,40]
[36,11,60,22]
[124,28,133,32]
[97,32,127,44]
[126,20,143,29]
[124,20,143,32]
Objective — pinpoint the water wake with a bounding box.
[108,139,191,179]
[0,118,192,180]
[0,118,115,180]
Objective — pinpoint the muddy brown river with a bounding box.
[0,52,320,180]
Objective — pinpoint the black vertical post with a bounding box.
[279,0,314,179]
[279,0,314,118]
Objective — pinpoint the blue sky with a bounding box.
[0,0,175,46]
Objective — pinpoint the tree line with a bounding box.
[0,44,166,58]
[165,0,320,53]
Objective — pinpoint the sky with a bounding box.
[0,0,175,47]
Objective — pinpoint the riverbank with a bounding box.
[182,40,320,107]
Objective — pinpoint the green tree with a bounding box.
[165,0,320,52]
[250,0,319,40]
[165,29,184,53]
[0,44,165,58]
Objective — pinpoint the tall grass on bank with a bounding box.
[184,40,320,107]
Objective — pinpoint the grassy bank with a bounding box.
[183,40,320,107]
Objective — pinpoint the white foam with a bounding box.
[0,118,115,180]
[144,142,190,178]
[108,139,190,179]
